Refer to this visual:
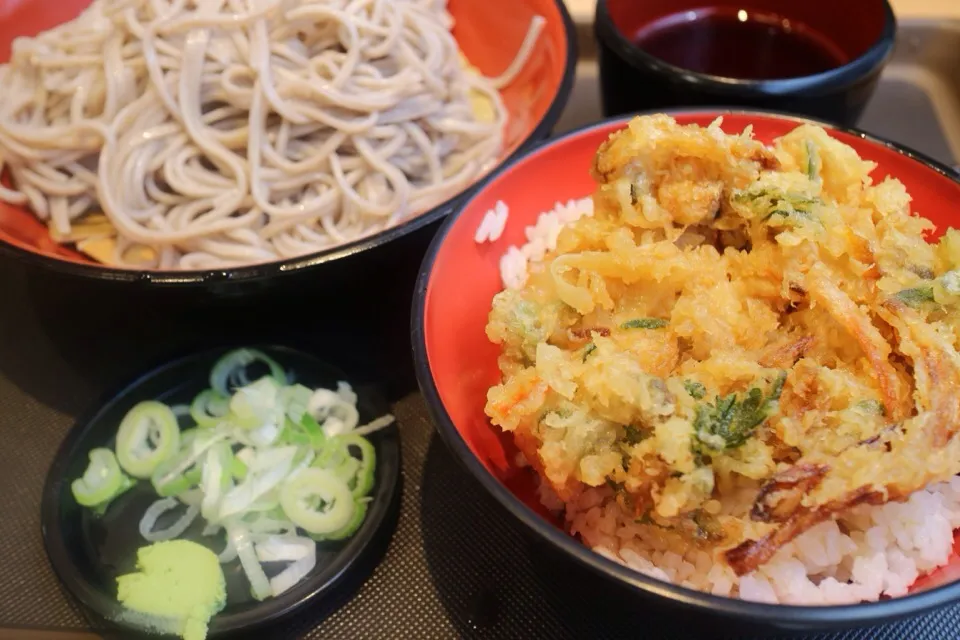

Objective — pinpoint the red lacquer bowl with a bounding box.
[0,0,576,286]
[413,110,960,631]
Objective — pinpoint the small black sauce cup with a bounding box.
[595,0,897,126]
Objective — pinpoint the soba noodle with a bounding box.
[0,0,537,269]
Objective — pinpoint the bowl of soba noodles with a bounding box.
[0,0,576,290]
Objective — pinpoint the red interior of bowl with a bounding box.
[422,111,960,590]
[0,0,571,268]
[604,0,888,62]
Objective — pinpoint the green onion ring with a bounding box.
[71,448,132,507]
[190,389,230,428]
[310,500,368,541]
[115,401,180,479]
[279,468,354,535]
[210,349,286,398]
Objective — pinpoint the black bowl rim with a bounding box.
[594,0,897,96]
[0,2,579,287]
[411,107,960,627]
[40,344,402,635]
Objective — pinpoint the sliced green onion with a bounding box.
[230,377,283,431]
[210,349,286,398]
[179,429,199,448]
[351,414,396,437]
[300,414,326,450]
[279,468,354,535]
[315,434,376,498]
[291,446,316,476]
[201,443,234,523]
[248,420,283,448]
[307,389,359,436]
[280,417,311,447]
[154,469,201,498]
[71,448,132,507]
[115,401,180,479]
[255,535,315,563]
[341,435,376,498]
[235,447,255,468]
[91,486,133,517]
[268,543,317,597]
[229,525,272,601]
[218,447,297,521]
[190,389,230,428]
[248,494,282,515]
[311,500,368,542]
[229,450,248,481]
[336,381,357,406]
[312,437,349,471]
[177,488,204,507]
[241,509,296,536]
[280,384,312,423]
[150,430,223,497]
[333,457,361,484]
[151,456,202,498]
[139,497,200,542]
[73,348,384,602]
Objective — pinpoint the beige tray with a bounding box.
[555,19,960,169]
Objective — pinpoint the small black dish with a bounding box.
[40,345,401,637]
[595,0,896,126]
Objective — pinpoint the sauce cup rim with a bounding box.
[594,0,897,94]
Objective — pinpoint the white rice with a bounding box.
[474,200,509,244]
[557,477,960,605]
[479,196,593,290]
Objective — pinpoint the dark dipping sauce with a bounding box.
[632,8,850,80]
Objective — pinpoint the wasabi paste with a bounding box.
[117,540,226,640]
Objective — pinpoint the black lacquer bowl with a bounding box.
[41,345,401,637]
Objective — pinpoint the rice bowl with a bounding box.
[415,110,960,630]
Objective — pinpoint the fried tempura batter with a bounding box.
[484,115,960,577]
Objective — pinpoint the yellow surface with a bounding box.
[562,0,960,25]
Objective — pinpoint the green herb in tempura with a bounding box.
[691,509,725,542]
[620,318,668,330]
[693,372,787,453]
[894,286,936,308]
[623,424,650,445]
[805,139,820,181]
[684,380,706,400]
[854,399,886,417]
[909,265,935,280]
[892,269,960,308]
[731,188,819,225]
[582,343,597,362]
